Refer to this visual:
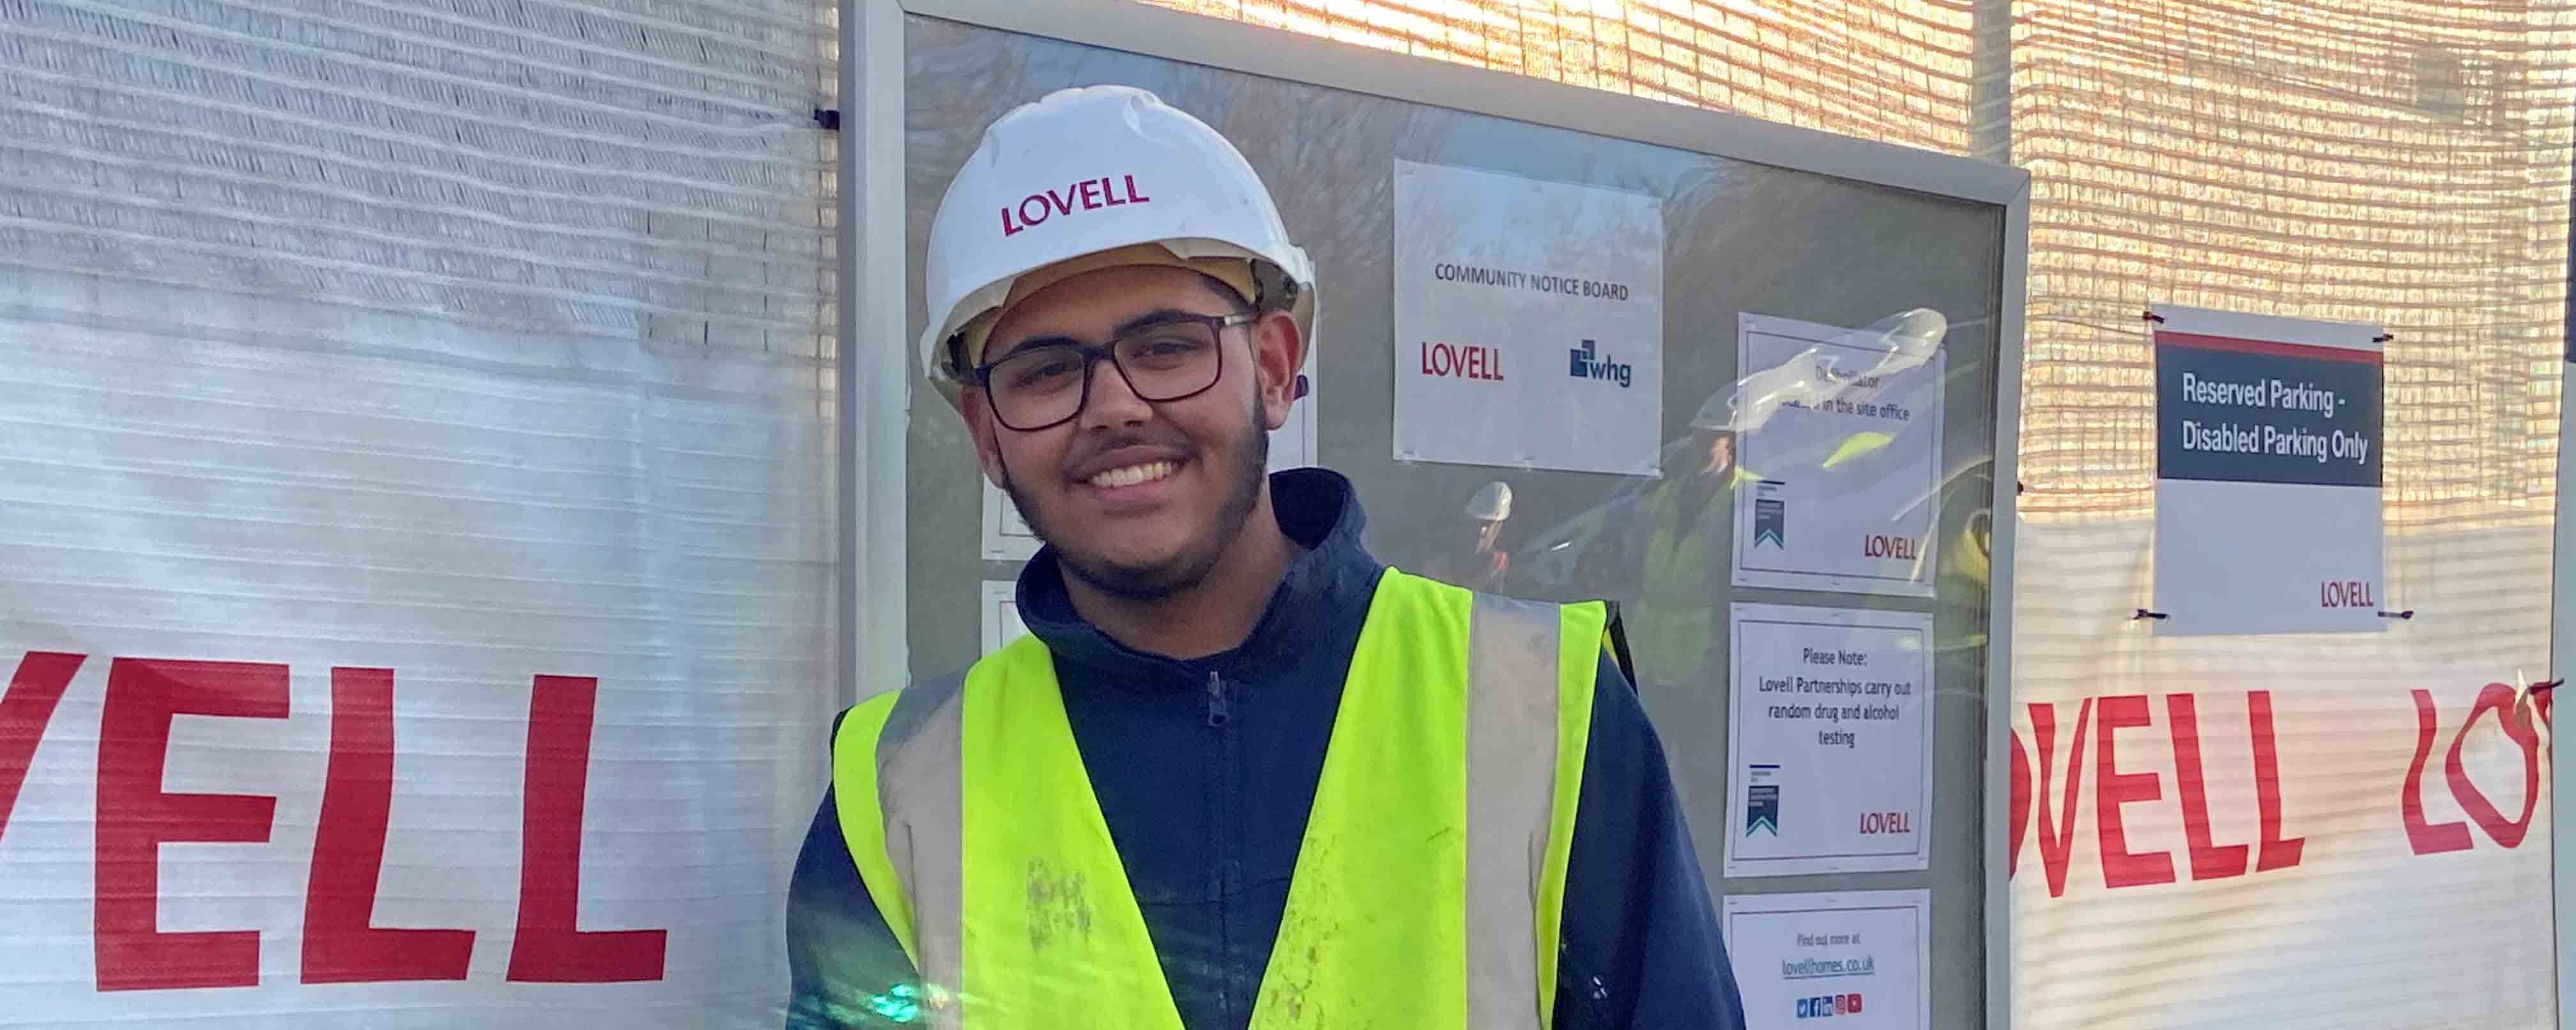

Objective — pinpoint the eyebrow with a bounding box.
[990,308,1207,362]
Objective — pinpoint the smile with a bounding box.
[1087,460,1179,489]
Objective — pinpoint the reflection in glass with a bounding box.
[1400,309,1966,693]
[1423,480,1515,591]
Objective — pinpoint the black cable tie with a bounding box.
[813,108,841,131]
[2142,311,2166,323]
[2372,333,2394,343]
[2377,609,2414,620]
[2133,608,2169,620]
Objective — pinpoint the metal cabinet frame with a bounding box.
[839,3,2032,1026]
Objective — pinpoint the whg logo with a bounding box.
[1567,340,1633,388]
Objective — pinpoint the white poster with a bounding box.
[981,365,1318,561]
[1731,314,1945,598]
[1723,890,1931,1030]
[1269,367,1321,473]
[1390,160,1663,475]
[1726,604,1934,877]
[2150,304,2384,636]
[980,580,1029,656]
[982,479,1044,562]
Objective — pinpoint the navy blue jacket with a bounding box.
[785,469,1745,1029]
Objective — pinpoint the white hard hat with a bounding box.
[919,86,1319,396]
[1465,481,1512,522]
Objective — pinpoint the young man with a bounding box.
[786,85,1745,1030]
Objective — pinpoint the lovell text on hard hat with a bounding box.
[1390,161,1664,475]
[1730,314,1947,599]
[2149,303,2386,635]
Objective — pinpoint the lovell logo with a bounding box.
[999,174,1151,236]
[0,652,670,990]
[1567,339,1633,388]
[1797,994,1863,1019]
[1862,534,1919,560]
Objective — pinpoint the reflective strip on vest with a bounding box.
[833,571,1602,1028]
[1465,591,1568,1030]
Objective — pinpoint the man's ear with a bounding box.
[1251,310,1304,433]
[956,387,1008,489]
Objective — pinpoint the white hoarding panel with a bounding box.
[2012,518,2553,1030]
[0,271,832,1029]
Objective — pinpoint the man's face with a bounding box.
[1703,431,1736,477]
[961,265,1303,599]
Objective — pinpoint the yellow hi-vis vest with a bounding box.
[831,571,1604,1029]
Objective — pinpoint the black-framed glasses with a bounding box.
[972,312,1257,431]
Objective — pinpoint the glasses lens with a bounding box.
[1113,321,1222,401]
[987,344,1089,429]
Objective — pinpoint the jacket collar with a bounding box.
[1013,468,1385,692]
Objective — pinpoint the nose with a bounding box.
[1077,357,1154,429]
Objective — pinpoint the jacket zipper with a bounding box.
[1206,668,1236,1020]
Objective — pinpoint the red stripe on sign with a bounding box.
[2155,330,2383,364]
